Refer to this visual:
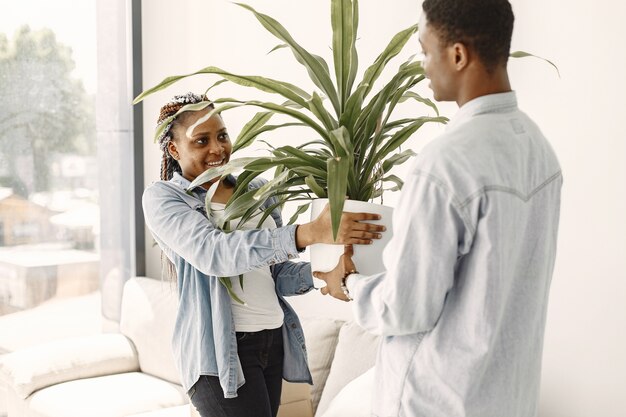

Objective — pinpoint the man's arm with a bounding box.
[349,173,473,336]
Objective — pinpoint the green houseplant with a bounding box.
[134,0,556,276]
[135,0,446,243]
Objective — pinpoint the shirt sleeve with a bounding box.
[142,182,301,278]
[271,261,314,297]
[349,173,473,336]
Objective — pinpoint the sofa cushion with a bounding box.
[315,321,380,416]
[279,381,313,417]
[318,367,374,417]
[299,317,344,413]
[277,399,314,417]
[0,333,139,400]
[120,277,180,385]
[25,372,187,417]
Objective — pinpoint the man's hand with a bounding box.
[313,245,357,302]
[296,203,386,248]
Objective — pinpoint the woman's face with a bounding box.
[167,108,232,185]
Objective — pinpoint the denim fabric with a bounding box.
[188,327,284,417]
[349,92,563,417]
[142,173,313,398]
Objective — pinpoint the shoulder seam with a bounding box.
[459,170,562,208]
[413,170,477,237]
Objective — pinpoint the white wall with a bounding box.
[509,1,626,416]
[141,1,626,415]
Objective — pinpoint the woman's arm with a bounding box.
[270,261,314,297]
[143,182,300,277]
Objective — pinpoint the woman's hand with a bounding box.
[295,203,386,248]
[313,245,357,302]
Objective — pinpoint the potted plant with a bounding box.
[134,0,450,274]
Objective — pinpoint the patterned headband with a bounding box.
[156,92,211,151]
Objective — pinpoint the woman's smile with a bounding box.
[206,158,226,168]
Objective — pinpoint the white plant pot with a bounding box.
[309,198,394,275]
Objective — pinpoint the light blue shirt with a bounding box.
[142,173,314,397]
[349,92,562,417]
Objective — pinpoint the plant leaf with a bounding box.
[135,66,310,107]
[332,0,356,109]
[187,157,257,191]
[253,170,290,201]
[309,91,338,131]
[381,149,417,172]
[345,0,359,99]
[234,122,305,153]
[268,43,288,54]
[235,2,341,114]
[219,277,246,304]
[216,98,330,142]
[203,79,228,96]
[153,101,215,143]
[375,116,447,162]
[305,175,327,198]
[288,203,311,225]
[357,24,418,99]
[328,126,352,157]
[382,174,404,191]
[510,50,560,78]
[235,111,273,149]
[274,146,328,170]
[399,91,440,116]
[327,156,349,240]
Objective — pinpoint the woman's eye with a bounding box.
[219,133,229,141]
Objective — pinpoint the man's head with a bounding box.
[419,0,514,103]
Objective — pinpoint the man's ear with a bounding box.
[451,42,469,71]
[167,141,179,160]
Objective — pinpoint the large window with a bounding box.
[0,1,100,334]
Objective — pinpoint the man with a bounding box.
[314,0,562,416]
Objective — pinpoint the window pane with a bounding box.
[0,2,99,338]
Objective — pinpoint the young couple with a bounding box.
[142,0,562,416]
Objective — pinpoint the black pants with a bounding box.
[189,326,285,417]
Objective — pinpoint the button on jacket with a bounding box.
[142,173,313,398]
[349,92,563,417]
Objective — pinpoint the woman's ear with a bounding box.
[167,141,179,160]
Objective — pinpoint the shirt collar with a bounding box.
[170,172,207,195]
[170,171,239,195]
[446,91,518,131]
[170,171,192,188]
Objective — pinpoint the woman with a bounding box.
[142,92,385,417]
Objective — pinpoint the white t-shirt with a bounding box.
[209,203,284,332]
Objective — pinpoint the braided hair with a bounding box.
[156,92,215,180]
[156,92,214,281]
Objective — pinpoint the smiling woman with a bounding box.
[141,92,386,417]
[156,93,235,204]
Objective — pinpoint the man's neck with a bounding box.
[456,67,511,107]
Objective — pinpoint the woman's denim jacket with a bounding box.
[142,172,313,398]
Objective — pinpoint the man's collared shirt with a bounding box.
[350,92,562,417]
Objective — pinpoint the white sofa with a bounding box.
[0,277,380,417]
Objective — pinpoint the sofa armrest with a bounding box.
[0,333,139,399]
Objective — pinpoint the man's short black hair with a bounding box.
[422,0,514,71]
